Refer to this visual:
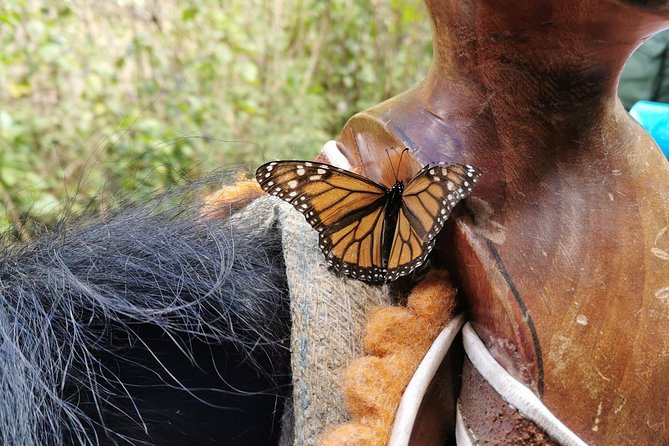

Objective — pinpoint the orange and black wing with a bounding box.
[385,163,481,282]
[255,160,390,282]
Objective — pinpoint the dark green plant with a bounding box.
[0,0,432,237]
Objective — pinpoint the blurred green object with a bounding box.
[619,29,669,110]
[0,1,431,237]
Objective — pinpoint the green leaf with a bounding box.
[7,81,31,97]
[182,7,199,21]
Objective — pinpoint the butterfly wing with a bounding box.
[385,163,481,282]
[256,161,390,282]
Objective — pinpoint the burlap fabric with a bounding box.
[235,197,390,445]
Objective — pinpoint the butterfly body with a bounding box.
[256,159,480,283]
[380,181,405,268]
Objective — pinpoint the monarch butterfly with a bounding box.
[255,156,481,283]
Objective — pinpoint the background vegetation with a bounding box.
[0,0,432,238]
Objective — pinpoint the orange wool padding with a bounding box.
[363,307,433,358]
[318,271,457,446]
[319,422,379,445]
[341,353,418,424]
[201,176,264,220]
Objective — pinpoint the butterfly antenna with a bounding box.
[396,147,409,182]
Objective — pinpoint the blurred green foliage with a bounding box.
[0,0,432,237]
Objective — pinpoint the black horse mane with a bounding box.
[0,177,291,445]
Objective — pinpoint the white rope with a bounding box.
[454,404,475,446]
[462,323,588,446]
[388,314,466,445]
